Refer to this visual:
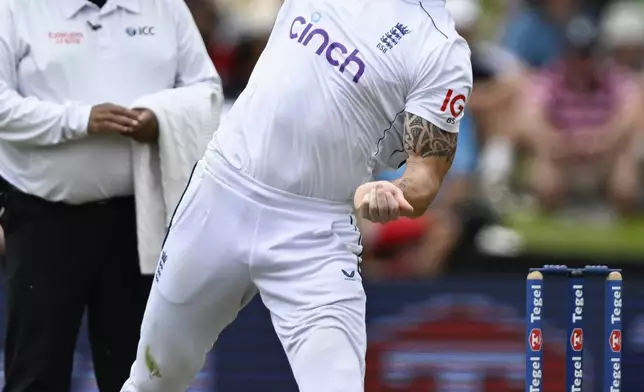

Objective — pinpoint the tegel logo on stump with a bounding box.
[289,16,365,83]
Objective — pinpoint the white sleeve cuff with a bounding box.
[65,103,92,139]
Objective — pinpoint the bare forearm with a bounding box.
[392,163,441,218]
[393,112,457,217]
[355,113,458,222]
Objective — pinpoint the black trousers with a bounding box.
[0,190,153,392]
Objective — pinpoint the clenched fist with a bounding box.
[354,181,413,223]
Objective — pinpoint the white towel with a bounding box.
[130,85,222,274]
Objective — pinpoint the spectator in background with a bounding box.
[217,0,281,99]
[518,16,642,215]
[187,0,219,60]
[600,1,644,72]
[187,0,217,45]
[503,0,577,68]
[189,0,240,100]
[448,0,524,76]
[446,0,524,189]
[0,0,219,391]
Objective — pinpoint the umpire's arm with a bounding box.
[0,0,92,146]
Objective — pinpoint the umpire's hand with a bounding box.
[88,103,141,134]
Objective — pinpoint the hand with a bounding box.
[354,181,414,223]
[88,103,140,134]
[127,108,159,143]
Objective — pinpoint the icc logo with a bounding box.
[570,328,584,351]
[610,329,622,352]
[529,328,542,351]
[440,89,466,124]
[126,26,155,36]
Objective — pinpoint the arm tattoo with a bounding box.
[403,112,458,163]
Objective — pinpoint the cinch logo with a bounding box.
[529,328,542,352]
[289,16,365,83]
[126,26,155,36]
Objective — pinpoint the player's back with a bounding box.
[209,0,468,202]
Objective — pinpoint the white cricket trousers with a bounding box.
[121,151,366,392]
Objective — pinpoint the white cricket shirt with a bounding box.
[0,0,220,204]
[209,0,472,202]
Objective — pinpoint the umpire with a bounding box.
[0,0,220,391]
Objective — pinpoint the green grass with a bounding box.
[505,212,644,259]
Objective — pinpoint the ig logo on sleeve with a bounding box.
[440,89,466,124]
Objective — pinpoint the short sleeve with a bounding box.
[405,38,473,133]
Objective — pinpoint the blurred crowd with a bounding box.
[359,0,644,280]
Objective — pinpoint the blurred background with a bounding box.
[4,0,644,390]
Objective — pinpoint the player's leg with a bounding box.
[254,211,366,392]
[121,161,259,392]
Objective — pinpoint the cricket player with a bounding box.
[121,0,472,391]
